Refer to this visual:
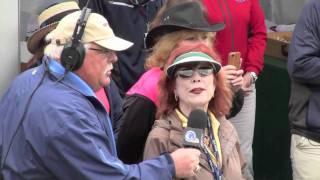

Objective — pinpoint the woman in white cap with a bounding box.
[144,41,245,180]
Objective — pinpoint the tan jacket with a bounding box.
[143,112,246,180]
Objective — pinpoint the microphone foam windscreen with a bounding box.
[187,109,207,129]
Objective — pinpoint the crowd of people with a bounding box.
[10,0,319,179]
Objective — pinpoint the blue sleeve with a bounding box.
[287,0,320,84]
[0,121,2,166]
[43,108,174,180]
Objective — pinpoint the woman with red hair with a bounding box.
[116,1,244,165]
[144,41,245,180]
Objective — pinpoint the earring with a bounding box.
[174,94,179,102]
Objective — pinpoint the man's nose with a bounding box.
[109,52,118,63]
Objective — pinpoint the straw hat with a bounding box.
[27,1,79,54]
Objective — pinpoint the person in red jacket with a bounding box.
[202,0,267,179]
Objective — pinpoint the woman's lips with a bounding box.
[190,88,205,94]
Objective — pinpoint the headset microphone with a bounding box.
[183,109,208,149]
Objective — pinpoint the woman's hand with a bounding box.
[222,65,244,92]
[242,72,254,95]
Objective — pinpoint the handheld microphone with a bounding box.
[183,109,208,149]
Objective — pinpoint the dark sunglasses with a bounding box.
[175,66,215,79]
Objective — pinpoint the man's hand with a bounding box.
[170,148,201,178]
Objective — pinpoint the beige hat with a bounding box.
[27,1,80,54]
[47,11,133,51]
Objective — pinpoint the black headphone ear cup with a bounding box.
[60,7,91,72]
[61,43,85,71]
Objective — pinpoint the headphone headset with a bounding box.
[60,6,91,72]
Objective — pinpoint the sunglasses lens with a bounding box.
[198,67,214,76]
[176,69,193,78]
[175,65,214,79]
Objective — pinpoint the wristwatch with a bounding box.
[249,72,258,84]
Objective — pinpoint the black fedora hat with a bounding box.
[145,2,225,49]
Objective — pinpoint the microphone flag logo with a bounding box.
[184,130,200,144]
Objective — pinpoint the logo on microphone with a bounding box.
[184,130,200,144]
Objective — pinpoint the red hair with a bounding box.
[157,41,233,118]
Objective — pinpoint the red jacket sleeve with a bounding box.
[245,0,267,75]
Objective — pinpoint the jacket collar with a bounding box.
[47,58,96,97]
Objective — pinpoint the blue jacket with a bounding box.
[23,57,123,138]
[0,59,174,179]
[287,0,320,142]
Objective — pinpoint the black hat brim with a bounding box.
[145,23,225,49]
